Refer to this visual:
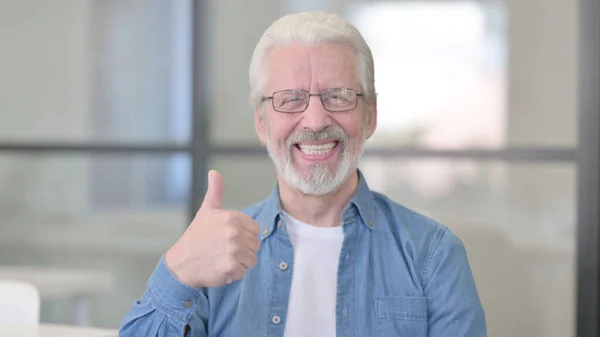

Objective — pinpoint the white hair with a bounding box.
[248,11,376,108]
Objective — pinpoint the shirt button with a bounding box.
[262,229,270,236]
[277,220,283,228]
[272,315,281,324]
[279,262,288,271]
[183,300,193,308]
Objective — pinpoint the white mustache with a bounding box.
[285,126,348,150]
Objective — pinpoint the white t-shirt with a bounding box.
[282,212,344,337]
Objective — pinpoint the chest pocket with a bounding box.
[375,296,428,337]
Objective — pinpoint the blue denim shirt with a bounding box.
[120,171,486,336]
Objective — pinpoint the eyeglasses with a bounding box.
[261,87,363,113]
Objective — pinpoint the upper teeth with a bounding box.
[298,142,336,155]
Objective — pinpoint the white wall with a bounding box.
[507,0,578,147]
[208,0,283,145]
[0,0,91,141]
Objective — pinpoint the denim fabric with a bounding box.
[120,171,486,337]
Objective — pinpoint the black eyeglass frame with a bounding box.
[261,87,364,113]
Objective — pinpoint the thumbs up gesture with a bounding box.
[165,170,261,288]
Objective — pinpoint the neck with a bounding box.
[278,170,359,227]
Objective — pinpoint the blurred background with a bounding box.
[0,0,596,336]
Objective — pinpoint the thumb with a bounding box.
[201,170,223,210]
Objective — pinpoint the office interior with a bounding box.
[0,1,599,336]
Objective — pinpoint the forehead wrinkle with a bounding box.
[314,47,356,91]
[286,57,311,91]
[297,56,314,91]
[269,43,357,92]
[308,53,313,92]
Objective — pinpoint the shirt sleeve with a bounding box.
[423,228,487,337]
[119,254,210,337]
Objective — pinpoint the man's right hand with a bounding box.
[165,170,261,288]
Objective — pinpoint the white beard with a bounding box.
[265,124,365,195]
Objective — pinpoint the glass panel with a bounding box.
[209,156,277,210]
[0,153,190,327]
[209,0,577,149]
[349,2,508,149]
[213,155,576,337]
[0,0,192,143]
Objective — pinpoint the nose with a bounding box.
[299,96,332,132]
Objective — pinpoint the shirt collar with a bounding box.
[343,169,375,228]
[258,169,375,239]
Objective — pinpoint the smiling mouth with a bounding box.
[295,141,339,155]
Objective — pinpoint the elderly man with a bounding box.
[120,11,486,337]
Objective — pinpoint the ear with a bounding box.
[364,99,377,139]
[254,107,267,145]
